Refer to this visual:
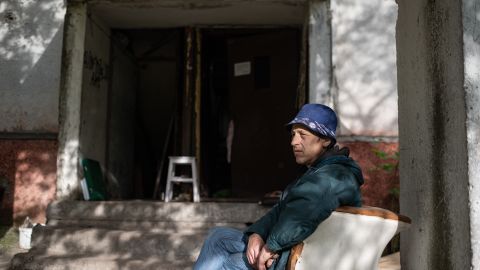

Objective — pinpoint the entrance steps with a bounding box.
[9,200,269,270]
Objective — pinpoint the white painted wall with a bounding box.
[332,0,398,136]
[0,0,65,132]
[308,0,332,107]
[79,14,110,165]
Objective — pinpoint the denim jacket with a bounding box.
[245,152,364,270]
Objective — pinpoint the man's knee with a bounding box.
[205,227,243,247]
[207,227,236,241]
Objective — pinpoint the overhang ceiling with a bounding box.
[88,0,308,28]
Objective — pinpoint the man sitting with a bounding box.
[193,104,364,270]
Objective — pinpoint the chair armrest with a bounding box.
[286,242,304,270]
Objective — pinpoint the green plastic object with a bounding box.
[82,159,108,200]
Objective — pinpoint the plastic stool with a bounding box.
[165,156,200,202]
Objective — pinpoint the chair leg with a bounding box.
[165,180,172,202]
[192,159,200,202]
[165,159,174,202]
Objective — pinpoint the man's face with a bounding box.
[290,124,331,166]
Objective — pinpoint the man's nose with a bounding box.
[291,134,299,146]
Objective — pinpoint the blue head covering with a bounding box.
[286,104,338,143]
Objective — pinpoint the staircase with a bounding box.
[9,200,270,270]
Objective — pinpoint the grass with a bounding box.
[0,226,19,253]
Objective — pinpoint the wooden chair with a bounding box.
[286,206,411,270]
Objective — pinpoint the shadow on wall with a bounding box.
[463,0,480,47]
[332,0,399,136]
[0,140,57,226]
[0,0,65,133]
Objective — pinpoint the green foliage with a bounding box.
[373,149,399,161]
[372,147,400,204]
[389,187,400,199]
[380,163,396,172]
[0,175,8,188]
[0,226,19,252]
[373,149,389,159]
[212,189,232,198]
[373,147,401,255]
[373,149,399,173]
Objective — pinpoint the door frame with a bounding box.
[56,0,333,200]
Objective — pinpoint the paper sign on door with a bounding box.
[234,61,251,77]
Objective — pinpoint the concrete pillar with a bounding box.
[56,2,87,200]
[308,0,332,105]
[463,0,480,266]
[397,0,479,269]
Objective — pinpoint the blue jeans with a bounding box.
[193,227,255,270]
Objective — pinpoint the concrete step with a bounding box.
[47,201,270,230]
[10,252,193,270]
[30,225,206,259]
[10,201,272,270]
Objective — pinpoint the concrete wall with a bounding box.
[332,0,398,136]
[397,0,476,269]
[0,0,64,225]
[107,44,137,199]
[79,13,111,165]
[0,140,57,225]
[56,2,87,199]
[0,0,65,132]
[463,0,480,266]
[308,0,332,106]
[89,0,306,28]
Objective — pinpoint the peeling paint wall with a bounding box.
[332,0,398,136]
[0,0,65,132]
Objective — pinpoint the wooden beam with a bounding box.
[194,28,202,183]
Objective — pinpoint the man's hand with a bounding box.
[247,233,265,268]
[256,244,278,270]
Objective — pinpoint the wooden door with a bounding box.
[228,29,300,198]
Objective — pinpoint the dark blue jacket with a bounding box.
[245,153,364,269]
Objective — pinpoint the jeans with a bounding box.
[193,227,255,270]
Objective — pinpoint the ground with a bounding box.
[0,226,25,268]
[0,225,400,269]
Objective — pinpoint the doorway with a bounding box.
[97,27,304,200]
[79,12,305,200]
[200,28,302,199]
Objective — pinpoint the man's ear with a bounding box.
[321,138,332,148]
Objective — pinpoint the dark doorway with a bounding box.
[201,29,301,199]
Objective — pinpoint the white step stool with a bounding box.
[165,156,200,202]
